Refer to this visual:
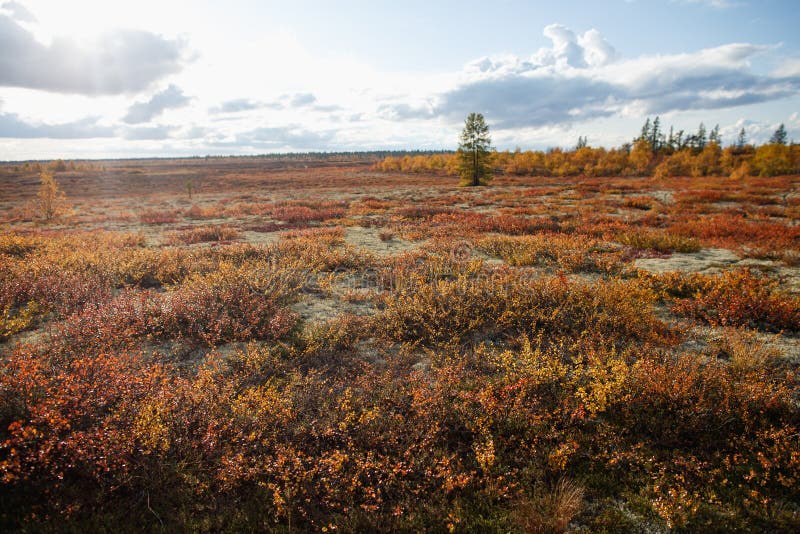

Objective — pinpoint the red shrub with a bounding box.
[139,209,180,225]
[0,266,112,318]
[671,269,800,332]
[0,344,169,486]
[269,201,347,223]
[670,214,800,252]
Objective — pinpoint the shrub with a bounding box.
[183,204,224,220]
[139,209,180,224]
[0,264,112,320]
[36,170,70,221]
[0,233,39,257]
[476,233,621,272]
[512,478,585,534]
[166,225,242,245]
[621,196,654,210]
[617,229,702,253]
[49,262,303,352]
[671,269,800,332]
[0,344,169,491]
[380,271,661,347]
[670,213,800,252]
[269,201,347,223]
[0,301,42,341]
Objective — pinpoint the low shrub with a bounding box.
[380,271,662,347]
[476,233,621,272]
[0,233,39,257]
[139,209,180,224]
[183,204,225,220]
[670,269,800,332]
[166,225,242,245]
[617,229,702,253]
[51,262,302,351]
[269,201,347,223]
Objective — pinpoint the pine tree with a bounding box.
[639,118,651,143]
[736,128,747,149]
[457,113,493,186]
[709,124,721,145]
[649,116,661,153]
[697,123,707,150]
[770,123,788,145]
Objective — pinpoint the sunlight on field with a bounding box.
[1,156,798,531]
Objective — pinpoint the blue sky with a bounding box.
[0,0,798,159]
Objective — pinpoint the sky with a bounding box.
[0,0,799,160]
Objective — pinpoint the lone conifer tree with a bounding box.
[770,123,788,145]
[457,112,493,186]
[736,127,747,149]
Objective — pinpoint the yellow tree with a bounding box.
[37,169,69,221]
[628,139,653,176]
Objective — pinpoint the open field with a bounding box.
[1,157,799,531]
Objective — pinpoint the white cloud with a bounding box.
[290,93,316,107]
[0,9,795,157]
[209,125,337,151]
[209,98,263,114]
[1,1,35,22]
[719,115,799,145]
[0,10,187,95]
[383,26,798,131]
[123,84,191,124]
[774,58,800,78]
[121,124,176,140]
[0,110,113,138]
[578,29,619,68]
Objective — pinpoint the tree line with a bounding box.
[375,119,799,178]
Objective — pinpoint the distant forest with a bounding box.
[376,118,799,178]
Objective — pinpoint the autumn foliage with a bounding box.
[375,135,799,180]
[0,155,798,531]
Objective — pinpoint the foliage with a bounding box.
[35,170,69,221]
[476,233,622,272]
[669,269,800,332]
[379,271,662,347]
[166,224,242,244]
[140,208,180,224]
[374,116,800,179]
[616,228,702,253]
[0,156,799,532]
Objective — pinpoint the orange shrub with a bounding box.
[269,201,347,223]
[670,269,800,332]
[670,214,800,253]
[139,208,180,224]
[380,271,661,347]
[166,224,242,245]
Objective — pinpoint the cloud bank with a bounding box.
[209,92,341,115]
[0,15,796,155]
[0,111,113,138]
[123,84,191,124]
[0,11,187,95]
[383,24,799,130]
